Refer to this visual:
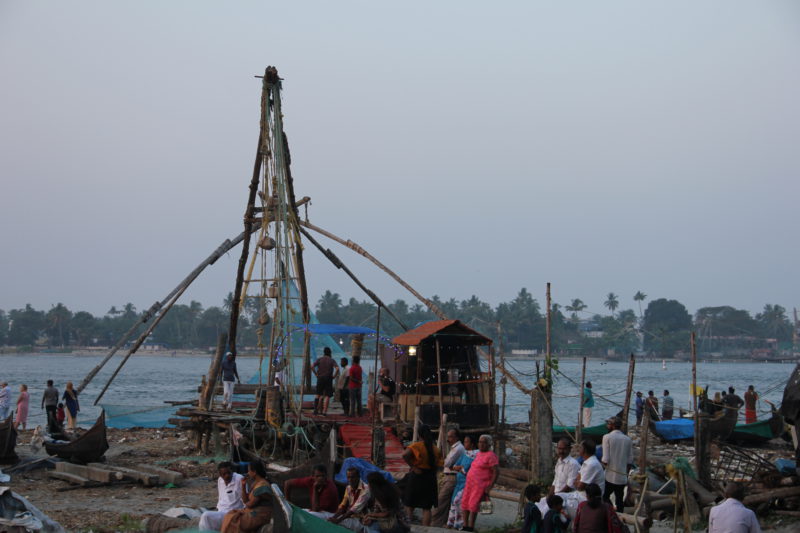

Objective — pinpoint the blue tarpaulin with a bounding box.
[653,418,695,440]
[290,323,376,336]
[334,457,395,485]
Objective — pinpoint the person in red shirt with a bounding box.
[283,464,339,513]
[348,355,363,417]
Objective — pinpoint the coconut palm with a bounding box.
[565,298,587,323]
[633,291,647,318]
[604,293,619,317]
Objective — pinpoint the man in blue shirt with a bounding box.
[582,381,595,426]
[220,352,240,410]
[635,391,644,426]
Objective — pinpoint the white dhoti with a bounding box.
[199,510,228,530]
[223,380,235,408]
[537,491,586,521]
[582,407,593,426]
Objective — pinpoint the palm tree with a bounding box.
[565,298,587,323]
[604,293,619,317]
[633,291,647,318]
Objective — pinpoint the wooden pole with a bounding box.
[499,322,507,426]
[545,283,552,383]
[622,354,636,433]
[371,307,382,463]
[577,356,586,443]
[435,338,445,426]
[201,333,229,410]
[530,283,555,482]
[300,220,448,320]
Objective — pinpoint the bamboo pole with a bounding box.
[622,354,636,433]
[298,226,408,331]
[300,220,447,320]
[201,334,229,410]
[371,307,382,463]
[545,283,552,383]
[577,356,586,443]
[78,232,249,394]
[435,338,445,425]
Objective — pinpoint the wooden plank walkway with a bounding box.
[339,424,407,475]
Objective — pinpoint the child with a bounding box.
[56,402,66,427]
[542,495,570,533]
[521,484,543,533]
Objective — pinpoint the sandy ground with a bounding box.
[4,426,800,532]
[5,427,221,532]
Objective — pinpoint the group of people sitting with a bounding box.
[198,461,273,532]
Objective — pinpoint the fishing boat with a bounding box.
[729,410,785,445]
[0,415,18,464]
[650,407,738,441]
[552,423,609,442]
[44,412,109,464]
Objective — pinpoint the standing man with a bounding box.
[582,381,595,426]
[550,438,580,496]
[348,355,363,417]
[574,439,604,496]
[662,390,674,420]
[220,352,240,411]
[601,416,632,513]
[646,390,660,421]
[336,357,350,415]
[41,379,59,433]
[198,461,245,531]
[432,428,465,526]
[312,347,338,415]
[744,385,759,424]
[0,382,10,421]
[708,482,762,533]
[724,386,744,416]
[634,391,644,426]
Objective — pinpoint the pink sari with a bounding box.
[15,391,29,427]
[460,450,498,513]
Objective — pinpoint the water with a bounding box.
[0,353,792,428]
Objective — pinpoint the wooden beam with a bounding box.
[136,464,183,485]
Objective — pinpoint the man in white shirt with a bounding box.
[431,428,465,527]
[199,462,245,530]
[550,438,580,495]
[575,439,605,496]
[708,482,762,533]
[601,416,632,512]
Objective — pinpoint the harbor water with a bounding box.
[0,353,792,429]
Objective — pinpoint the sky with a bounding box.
[1,1,799,321]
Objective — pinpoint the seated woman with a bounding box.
[362,472,409,533]
[221,461,273,533]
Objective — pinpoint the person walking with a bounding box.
[336,357,350,414]
[348,355,364,417]
[662,390,674,420]
[0,382,10,421]
[744,385,759,424]
[634,391,644,426]
[62,381,80,430]
[431,428,465,526]
[312,347,338,415]
[220,352,240,411]
[582,382,595,426]
[41,380,59,433]
[15,384,29,430]
[601,416,632,513]
[708,482,762,533]
[460,434,499,532]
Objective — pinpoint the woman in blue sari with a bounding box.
[446,435,478,529]
[62,381,80,430]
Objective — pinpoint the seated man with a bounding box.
[308,466,371,531]
[199,461,245,531]
[367,368,396,414]
[283,464,339,514]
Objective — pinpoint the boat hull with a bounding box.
[44,412,109,464]
[0,415,18,464]
[729,412,784,445]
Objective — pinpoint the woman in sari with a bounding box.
[447,435,477,529]
[460,434,499,532]
[15,384,29,430]
[62,382,79,430]
[221,461,273,532]
[362,472,410,533]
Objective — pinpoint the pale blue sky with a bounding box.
[1,1,798,319]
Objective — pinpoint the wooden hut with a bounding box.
[389,320,495,431]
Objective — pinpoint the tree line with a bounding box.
[0,290,795,357]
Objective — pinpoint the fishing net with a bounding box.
[101,404,179,428]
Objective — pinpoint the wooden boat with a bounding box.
[44,411,109,464]
[729,411,784,445]
[552,423,609,442]
[650,407,738,441]
[0,415,18,464]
